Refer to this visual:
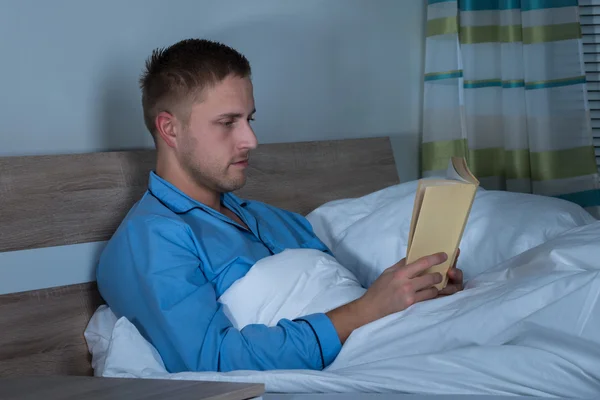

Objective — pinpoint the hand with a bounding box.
[326,252,448,343]
[438,248,463,296]
[358,252,447,318]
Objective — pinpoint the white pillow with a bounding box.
[85,306,167,378]
[306,182,596,288]
[218,248,365,329]
[84,304,118,376]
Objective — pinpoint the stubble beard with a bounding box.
[180,146,246,194]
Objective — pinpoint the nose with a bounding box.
[240,123,258,150]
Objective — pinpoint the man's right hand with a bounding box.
[326,252,447,343]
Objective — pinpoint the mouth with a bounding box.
[232,159,249,168]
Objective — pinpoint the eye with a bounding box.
[222,120,235,127]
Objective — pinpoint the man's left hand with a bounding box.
[438,248,463,296]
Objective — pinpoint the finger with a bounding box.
[453,248,460,266]
[394,258,407,268]
[438,283,462,296]
[447,267,463,283]
[448,249,460,270]
[414,286,439,303]
[404,252,448,277]
[411,272,443,292]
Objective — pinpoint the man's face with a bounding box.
[177,75,257,193]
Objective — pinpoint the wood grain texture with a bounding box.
[0,282,103,377]
[0,136,399,378]
[0,137,398,253]
[0,375,264,400]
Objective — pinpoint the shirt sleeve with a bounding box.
[97,215,342,373]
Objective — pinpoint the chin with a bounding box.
[219,177,246,193]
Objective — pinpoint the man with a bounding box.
[96,38,463,374]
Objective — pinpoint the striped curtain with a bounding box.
[422,0,600,218]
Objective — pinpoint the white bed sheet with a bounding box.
[86,220,600,398]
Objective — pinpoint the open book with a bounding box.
[406,157,479,290]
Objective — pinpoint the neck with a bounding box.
[155,151,222,212]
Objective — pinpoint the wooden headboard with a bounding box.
[0,137,399,377]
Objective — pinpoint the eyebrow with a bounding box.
[217,108,256,119]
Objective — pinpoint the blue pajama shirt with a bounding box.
[96,171,342,373]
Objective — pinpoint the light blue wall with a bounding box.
[0,0,427,294]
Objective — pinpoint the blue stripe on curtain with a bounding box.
[525,76,586,90]
[521,0,578,10]
[460,0,578,11]
[555,189,600,208]
[463,78,584,89]
[424,71,464,81]
[464,80,526,88]
[464,81,502,88]
[503,81,526,88]
[428,0,456,5]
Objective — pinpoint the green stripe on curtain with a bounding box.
[460,0,578,11]
[555,189,600,208]
[467,148,532,178]
[468,147,509,177]
[422,139,468,172]
[422,140,530,178]
[424,70,463,81]
[530,146,598,180]
[523,22,581,44]
[459,23,580,44]
[427,17,458,37]
[422,140,598,180]
[505,149,532,179]
[460,24,522,43]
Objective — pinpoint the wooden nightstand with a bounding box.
[0,375,264,400]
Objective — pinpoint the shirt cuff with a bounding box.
[295,313,342,368]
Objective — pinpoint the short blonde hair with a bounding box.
[139,38,251,138]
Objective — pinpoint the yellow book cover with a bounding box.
[406,157,479,290]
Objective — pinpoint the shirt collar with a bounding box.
[147,171,247,214]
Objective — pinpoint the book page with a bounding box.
[406,181,426,250]
[446,158,469,183]
[449,157,479,185]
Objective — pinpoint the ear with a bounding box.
[154,111,179,148]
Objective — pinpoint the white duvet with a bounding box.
[85,183,600,398]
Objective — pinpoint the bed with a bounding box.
[1,136,599,399]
